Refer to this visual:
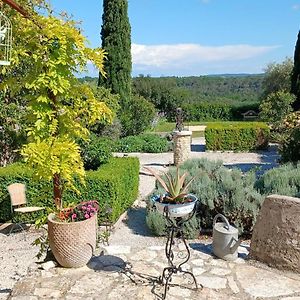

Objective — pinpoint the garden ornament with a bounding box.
[0,11,12,66]
[175,107,184,132]
[212,214,242,261]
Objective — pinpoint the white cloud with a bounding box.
[132,43,278,70]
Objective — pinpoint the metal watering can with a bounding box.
[212,214,242,261]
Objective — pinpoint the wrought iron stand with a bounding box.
[159,205,198,299]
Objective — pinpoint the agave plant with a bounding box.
[144,167,194,204]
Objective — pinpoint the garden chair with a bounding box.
[7,183,44,235]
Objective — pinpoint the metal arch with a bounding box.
[0,10,12,66]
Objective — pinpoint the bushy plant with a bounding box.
[255,162,300,197]
[146,159,263,236]
[259,91,295,123]
[80,135,113,170]
[205,122,269,151]
[120,95,156,136]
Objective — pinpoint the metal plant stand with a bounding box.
[159,204,199,299]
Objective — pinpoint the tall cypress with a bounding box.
[99,0,132,107]
[291,30,300,110]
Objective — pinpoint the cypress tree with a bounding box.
[99,0,132,107]
[291,30,300,110]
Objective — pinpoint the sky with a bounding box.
[51,0,300,77]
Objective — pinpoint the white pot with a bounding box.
[152,194,198,218]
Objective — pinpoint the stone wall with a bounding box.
[173,131,192,166]
[250,194,300,273]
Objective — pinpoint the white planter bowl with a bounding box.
[152,194,198,218]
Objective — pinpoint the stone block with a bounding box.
[250,194,300,273]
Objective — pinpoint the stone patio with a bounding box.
[9,241,300,300]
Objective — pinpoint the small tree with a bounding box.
[1,7,112,209]
[262,58,293,98]
[259,91,295,123]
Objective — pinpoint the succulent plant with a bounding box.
[144,167,194,204]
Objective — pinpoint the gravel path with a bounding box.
[0,137,280,299]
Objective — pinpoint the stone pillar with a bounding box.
[173,130,192,166]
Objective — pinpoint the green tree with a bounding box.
[259,91,295,123]
[291,31,300,111]
[1,3,112,208]
[99,0,132,107]
[262,57,293,98]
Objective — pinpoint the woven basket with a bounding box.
[48,213,97,268]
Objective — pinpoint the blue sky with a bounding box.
[51,0,300,77]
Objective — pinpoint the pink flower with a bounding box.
[71,213,77,220]
[87,207,91,212]
[82,206,86,210]
[84,213,89,219]
[90,213,94,217]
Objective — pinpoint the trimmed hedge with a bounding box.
[0,157,139,223]
[115,133,171,153]
[205,122,269,151]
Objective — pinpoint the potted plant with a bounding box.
[4,7,113,267]
[144,167,197,218]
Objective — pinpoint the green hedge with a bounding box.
[0,157,139,223]
[205,122,269,151]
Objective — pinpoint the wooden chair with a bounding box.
[7,183,44,235]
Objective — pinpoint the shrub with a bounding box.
[277,111,300,163]
[205,122,269,151]
[181,102,231,122]
[146,158,263,236]
[259,91,295,123]
[0,158,139,223]
[255,162,300,197]
[80,135,113,170]
[120,95,156,136]
[116,134,170,153]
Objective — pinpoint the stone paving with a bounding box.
[9,241,300,300]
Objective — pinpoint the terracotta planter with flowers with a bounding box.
[48,201,98,268]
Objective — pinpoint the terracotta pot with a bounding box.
[48,213,97,268]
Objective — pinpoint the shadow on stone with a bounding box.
[190,242,213,256]
[122,207,154,237]
[0,288,12,294]
[87,255,126,272]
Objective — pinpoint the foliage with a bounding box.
[180,102,231,122]
[262,57,293,98]
[259,91,295,123]
[291,31,300,110]
[146,159,263,236]
[0,93,26,166]
[1,5,113,209]
[255,162,300,197]
[205,122,269,151]
[99,0,132,107]
[80,135,113,171]
[0,158,139,224]
[115,134,170,153]
[144,167,194,204]
[119,95,156,136]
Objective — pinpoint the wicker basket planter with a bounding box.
[48,213,97,268]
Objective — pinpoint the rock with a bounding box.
[196,275,227,289]
[210,267,231,276]
[227,276,239,294]
[250,195,300,273]
[40,260,57,271]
